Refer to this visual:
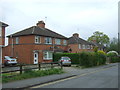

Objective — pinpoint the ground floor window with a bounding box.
[43,51,53,60]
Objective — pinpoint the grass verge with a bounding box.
[2,68,64,83]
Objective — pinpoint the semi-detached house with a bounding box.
[3,21,68,64]
[2,21,105,64]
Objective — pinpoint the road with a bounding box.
[32,65,118,88]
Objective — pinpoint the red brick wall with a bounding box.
[69,44,94,53]
[3,35,68,64]
[0,27,5,46]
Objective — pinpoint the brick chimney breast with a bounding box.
[73,33,79,38]
[36,20,45,28]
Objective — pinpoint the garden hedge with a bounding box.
[53,51,106,67]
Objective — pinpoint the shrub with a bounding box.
[107,51,119,63]
[53,53,80,64]
[53,52,106,68]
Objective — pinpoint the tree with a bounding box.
[107,37,118,52]
[88,31,110,45]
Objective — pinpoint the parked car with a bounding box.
[4,56,17,66]
[58,57,71,66]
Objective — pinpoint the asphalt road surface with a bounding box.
[32,65,118,88]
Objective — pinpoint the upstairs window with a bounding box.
[87,45,90,49]
[15,37,19,44]
[79,44,82,49]
[55,39,61,45]
[45,37,52,44]
[82,44,86,49]
[35,36,41,43]
[63,40,67,45]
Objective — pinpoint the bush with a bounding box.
[53,53,80,64]
[53,52,106,68]
[107,51,119,63]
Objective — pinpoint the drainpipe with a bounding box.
[11,35,14,57]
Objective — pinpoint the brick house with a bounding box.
[68,33,95,53]
[0,21,8,63]
[3,21,68,64]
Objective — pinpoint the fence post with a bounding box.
[20,64,22,74]
[51,62,53,69]
[38,62,41,70]
[60,61,63,69]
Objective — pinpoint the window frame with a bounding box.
[45,37,52,44]
[15,37,19,44]
[63,40,67,45]
[43,51,53,60]
[55,39,61,45]
[82,44,86,49]
[35,36,41,43]
[79,44,82,49]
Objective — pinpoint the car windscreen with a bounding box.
[5,56,12,60]
[61,57,70,60]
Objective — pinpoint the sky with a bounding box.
[0,0,119,45]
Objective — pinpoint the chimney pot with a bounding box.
[36,20,45,28]
[73,33,79,38]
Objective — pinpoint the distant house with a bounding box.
[68,33,94,53]
[0,21,8,63]
[3,21,68,64]
[90,42,106,51]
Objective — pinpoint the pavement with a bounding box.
[2,63,118,89]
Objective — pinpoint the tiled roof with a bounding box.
[7,26,67,39]
[68,36,93,45]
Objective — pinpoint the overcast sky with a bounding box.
[0,0,119,45]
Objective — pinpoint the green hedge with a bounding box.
[53,52,106,67]
[53,53,80,64]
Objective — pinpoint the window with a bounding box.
[91,45,93,49]
[45,37,52,44]
[15,37,19,44]
[63,40,67,45]
[55,39,61,45]
[79,44,81,49]
[35,36,41,43]
[43,51,53,60]
[87,45,90,49]
[82,44,86,49]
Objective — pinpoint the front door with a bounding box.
[34,52,38,64]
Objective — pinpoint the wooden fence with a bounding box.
[1,62,63,75]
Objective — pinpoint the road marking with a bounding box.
[31,65,117,88]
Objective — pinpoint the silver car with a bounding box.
[4,56,17,66]
[59,57,71,66]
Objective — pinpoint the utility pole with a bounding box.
[118,32,120,54]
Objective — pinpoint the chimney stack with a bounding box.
[73,33,79,38]
[36,20,45,28]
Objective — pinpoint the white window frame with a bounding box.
[82,44,86,49]
[15,37,19,44]
[79,44,82,49]
[55,39,61,45]
[91,45,93,49]
[35,36,41,43]
[43,51,53,60]
[45,37,52,44]
[63,40,67,45]
[87,45,90,49]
